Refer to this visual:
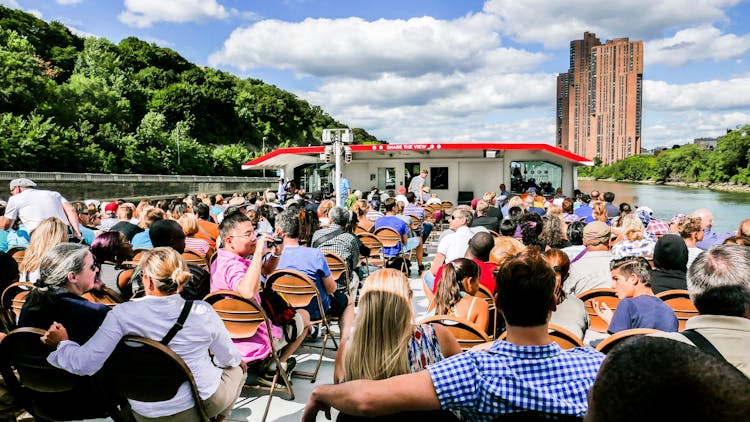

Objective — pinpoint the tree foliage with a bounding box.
[579,125,750,185]
[0,6,383,175]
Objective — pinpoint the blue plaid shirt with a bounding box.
[428,341,604,421]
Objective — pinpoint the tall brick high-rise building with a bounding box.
[556,32,643,164]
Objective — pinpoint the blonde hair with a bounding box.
[318,199,334,218]
[483,191,496,204]
[137,247,191,294]
[490,236,525,265]
[679,216,703,239]
[507,196,523,209]
[592,201,608,223]
[21,217,69,273]
[344,269,413,381]
[138,208,165,229]
[621,214,645,241]
[177,213,200,236]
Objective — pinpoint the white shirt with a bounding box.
[48,294,240,418]
[564,250,614,296]
[437,226,474,263]
[4,189,70,232]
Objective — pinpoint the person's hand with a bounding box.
[302,394,331,422]
[591,300,614,324]
[41,322,69,348]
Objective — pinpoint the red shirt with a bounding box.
[432,258,498,295]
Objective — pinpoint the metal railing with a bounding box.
[0,171,277,183]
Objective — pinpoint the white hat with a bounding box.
[9,178,36,189]
[636,206,654,215]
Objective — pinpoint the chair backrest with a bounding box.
[419,315,490,351]
[475,284,497,339]
[441,201,454,211]
[129,247,151,265]
[656,289,698,331]
[357,233,383,257]
[497,324,585,350]
[404,214,422,230]
[267,269,324,320]
[182,248,208,268]
[103,335,210,421]
[373,226,402,249]
[577,288,620,333]
[1,281,34,328]
[354,224,371,235]
[324,251,349,286]
[488,230,501,238]
[204,290,266,339]
[82,287,124,308]
[0,327,79,393]
[547,323,585,349]
[595,328,661,354]
[6,246,26,266]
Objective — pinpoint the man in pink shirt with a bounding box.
[210,212,309,384]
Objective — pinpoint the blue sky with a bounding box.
[4,0,750,149]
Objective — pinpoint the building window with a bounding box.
[430,167,449,190]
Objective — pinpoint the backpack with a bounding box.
[259,286,298,343]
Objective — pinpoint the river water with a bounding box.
[577,180,750,234]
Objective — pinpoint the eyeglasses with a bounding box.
[229,234,255,240]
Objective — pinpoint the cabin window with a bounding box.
[430,167,449,190]
[510,161,561,194]
[377,167,396,191]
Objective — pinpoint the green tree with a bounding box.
[0,29,54,114]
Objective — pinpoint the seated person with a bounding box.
[586,336,750,422]
[178,213,213,257]
[19,243,110,344]
[374,198,409,257]
[210,212,308,383]
[426,258,489,331]
[544,248,589,340]
[592,256,678,334]
[303,247,604,421]
[42,248,246,422]
[90,231,134,294]
[130,208,165,248]
[18,217,69,284]
[275,210,354,343]
[335,269,461,383]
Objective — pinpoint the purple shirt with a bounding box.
[210,249,281,362]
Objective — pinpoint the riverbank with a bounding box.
[578,177,750,193]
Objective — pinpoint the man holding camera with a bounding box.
[210,212,309,385]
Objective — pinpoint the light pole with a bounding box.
[262,136,267,178]
[321,128,353,207]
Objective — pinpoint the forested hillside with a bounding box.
[578,125,750,185]
[0,6,381,175]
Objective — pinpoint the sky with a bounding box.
[3,0,750,149]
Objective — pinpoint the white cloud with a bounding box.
[209,13,530,78]
[118,0,230,28]
[56,0,82,5]
[483,0,741,48]
[25,8,42,18]
[643,110,750,148]
[65,24,96,38]
[140,36,174,47]
[645,75,750,111]
[0,0,21,9]
[646,26,750,66]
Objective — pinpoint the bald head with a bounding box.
[739,217,750,237]
[693,208,713,230]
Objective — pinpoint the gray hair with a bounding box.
[328,206,350,226]
[38,243,90,290]
[454,206,473,226]
[688,244,750,317]
[275,210,300,239]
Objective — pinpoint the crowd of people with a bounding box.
[0,176,749,421]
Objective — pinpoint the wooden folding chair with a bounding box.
[595,328,661,354]
[6,246,26,266]
[656,289,698,331]
[204,290,293,422]
[488,230,501,238]
[0,327,128,421]
[1,281,34,331]
[125,247,151,266]
[578,288,620,333]
[419,315,490,351]
[475,284,497,339]
[82,287,124,308]
[324,251,352,295]
[357,233,385,274]
[354,224,372,235]
[373,226,404,257]
[182,248,208,269]
[267,269,338,382]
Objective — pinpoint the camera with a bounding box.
[266,236,283,248]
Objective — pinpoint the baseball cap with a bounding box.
[397,186,406,194]
[9,178,36,189]
[636,206,654,215]
[104,202,118,213]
